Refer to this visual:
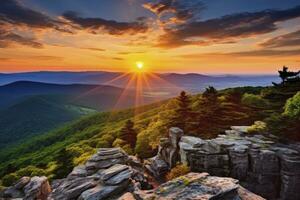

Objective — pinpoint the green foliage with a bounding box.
[0,95,96,149]
[242,93,268,108]
[284,92,300,118]
[1,83,300,184]
[168,91,192,131]
[119,120,137,148]
[247,121,267,134]
[166,164,190,181]
[2,173,18,187]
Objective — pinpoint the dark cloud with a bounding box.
[0,29,43,48]
[144,0,205,26]
[62,11,148,35]
[0,0,65,31]
[259,29,300,48]
[156,5,300,48]
[80,47,106,52]
[112,57,124,61]
[182,49,300,59]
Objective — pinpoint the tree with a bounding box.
[195,86,221,137]
[169,91,192,131]
[278,66,300,84]
[52,148,75,179]
[119,120,137,148]
[202,86,218,103]
[284,92,300,118]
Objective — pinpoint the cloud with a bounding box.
[62,11,148,35]
[80,47,106,52]
[28,56,63,61]
[0,29,43,48]
[181,49,300,59]
[259,29,300,48]
[156,5,300,48]
[143,0,205,26]
[0,0,65,31]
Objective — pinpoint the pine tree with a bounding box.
[169,91,192,131]
[195,86,221,137]
[119,120,137,148]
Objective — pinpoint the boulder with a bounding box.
[169,127,184,148]
[2,186,24,198]
[99,164,129,181]
[146,156,168,178]
[79,181,129,200]
[134,172,265,200]
[23,176,51,200]
[68,165,88,177]
[15,176,31,189]
[49,177,97,200]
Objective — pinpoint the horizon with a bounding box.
[0,0,299,73]
[0,69,279,76]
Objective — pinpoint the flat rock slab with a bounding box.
[79,181,129,200]
[149,172,239,199]
[99,164,129,181]
[50,177,97,200]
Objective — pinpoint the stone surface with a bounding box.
[118,192,136,200]
[68,165,88,177]
[134,172,265,200]
[99,164,129,181]
[15,176,31,189]
[47,147,149,200]
[2,186,24,198]
[151,127,300,200]
[23,176,51,200]
[79,181,129,200]
[49,177,98,200]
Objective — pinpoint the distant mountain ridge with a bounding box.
[0,71,279,91]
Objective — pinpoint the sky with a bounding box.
[0,0,300,74]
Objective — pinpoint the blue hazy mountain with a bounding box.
[0,71,279,91]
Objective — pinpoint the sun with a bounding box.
[136,61,144,70]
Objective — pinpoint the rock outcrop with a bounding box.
[150,126,300,200]
[1,176,51,200]
[49,147,150,200]
[1,144,267,200]
[134,172,265,200]
[145,127,183,178]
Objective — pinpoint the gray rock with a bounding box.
[99,164,129,181]
[147,156,169,178]
[3,186,24,198]
[231,126,250,133]
[180,136,205,148]
[68,165,88,177]
[169,127,184,148]
[50,177,97,200]
[23,176,51,200]
[134,172,264,200]
[104,169,132,185]
[15,176,31,189]
[79,181,129,200]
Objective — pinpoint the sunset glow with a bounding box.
[0,1,299,74]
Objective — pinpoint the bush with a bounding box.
[2,173,19,187]
[166,164,190,181]
[247,121,267,134]
[16,165,46,177]
[284,92,300,118]
[242,93,268,108]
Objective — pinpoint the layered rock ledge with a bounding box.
[1,145,266,200]
[147,126,300,200]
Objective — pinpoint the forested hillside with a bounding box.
[1,78,299,186]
